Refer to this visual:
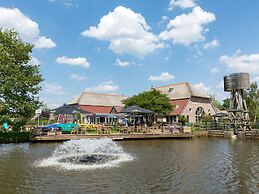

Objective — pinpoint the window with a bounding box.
[189,108,192,112]
[195,107,205,122]
[168,87,174,92]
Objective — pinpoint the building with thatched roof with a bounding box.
[155,82,216,123]
[69,92,127,123]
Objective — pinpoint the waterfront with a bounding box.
[0,138,258,194]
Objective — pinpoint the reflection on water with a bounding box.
[0,138,258,194]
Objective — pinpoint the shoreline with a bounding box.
[0,130,258,144]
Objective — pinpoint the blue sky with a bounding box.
[1,0,259,107]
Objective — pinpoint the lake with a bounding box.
[0,138,258,194]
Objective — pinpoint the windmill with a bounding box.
[224,72,251,133]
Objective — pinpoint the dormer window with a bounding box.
[168,87,174,92]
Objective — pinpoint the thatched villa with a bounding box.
[69,92,127,123]
[155,82,216,123]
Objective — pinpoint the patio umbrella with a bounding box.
[120,106,153,128]
[120,105,153,114]
[52,104,93,115]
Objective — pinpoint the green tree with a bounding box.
[0,29,43,130]
[222,98,230,110]
[244,82,259,122]
[210,95,222,110]
[123,89,173,115]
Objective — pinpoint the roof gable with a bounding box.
[170,99,189,115]
[155,82,210,100]
[69,92,127,106]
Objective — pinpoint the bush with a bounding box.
[178,115,188,126]
[0,131,30,143]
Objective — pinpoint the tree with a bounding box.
[123,89,173,115]
[222,98,230,110]
[244,82,259,122]
[210,95,222,110]
[0,29,43,130]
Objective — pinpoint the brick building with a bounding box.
[155,82,216,123]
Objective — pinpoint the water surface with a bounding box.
[0,138,258,194]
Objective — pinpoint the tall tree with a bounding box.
[222,98,230,110]
[210,95,222,110]
[123,89,173,115]
[0,29,43,130]
[244,82,259,122]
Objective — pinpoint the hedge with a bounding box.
[0,131,30,143]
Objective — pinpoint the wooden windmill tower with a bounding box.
[224,73,251,133]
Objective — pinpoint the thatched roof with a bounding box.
[155,82,210,100]
[69,92,127,107]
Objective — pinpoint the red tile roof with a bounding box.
[170,99,188,115]
[79,105,123,114]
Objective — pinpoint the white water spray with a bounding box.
[35,138,133,170]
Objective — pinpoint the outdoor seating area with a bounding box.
[31,122,189,137]
[31,105,191,137]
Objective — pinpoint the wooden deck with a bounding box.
[30,133,193,142]
[208,130,259,138]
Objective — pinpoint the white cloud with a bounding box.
[169,0,196,10]
[252,76,259,85]
[69,73,87,81]
[253,76,259,82]
[34,36,56,49]
[56,56,90,69]
[115,59,130,67]
[203,39,219,49]
[219,53,259,74]
[159,6,215,45]
[85,81,119,92]
[193,82,210,94]
[42,82,65,95]
[49,0,76,8]
[28,57,41,66]
[0,7,56,49]
[149,72,175,82]
[81,6,164,57]
[235,49,241,55]
[158,15,169,26]
[210,67,219,74]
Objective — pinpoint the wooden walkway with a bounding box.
[208,130,259,138]
[30,133,193,142]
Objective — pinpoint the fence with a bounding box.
[192,120,231,131]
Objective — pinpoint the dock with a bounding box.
[30,133,193,142]
[208,130,259,138]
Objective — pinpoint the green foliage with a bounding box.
[201,115,213,122]
[210,95,222,110]
[222,98,230,110]
[178,115,188,126]
[244,82,259,122]
[0,29,43,130]
[0,131,30,143]
[123,89,173,115]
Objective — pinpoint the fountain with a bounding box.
[35,138,133,170]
